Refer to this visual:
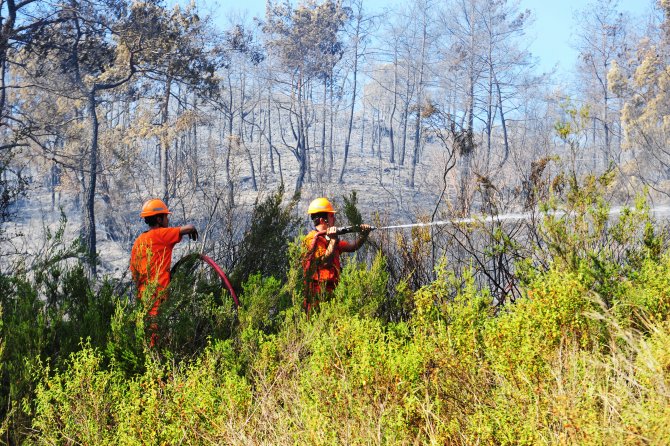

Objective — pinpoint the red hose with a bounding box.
[171,253,240,308]
[199,254,240,307]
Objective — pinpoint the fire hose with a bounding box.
[171,253,240,308]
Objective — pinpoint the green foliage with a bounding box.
[156,261,239,360]
[0,266,120,444]
[0,216,134,443]
[238,273,292,335]
[340,189,363,226]
[105,298,147,377]
[294,302,425,443]
[30,341,251,445]
[31,344,124,445]
[334,252,388,319]
[555,102,591,142]
[230,186,301,288]
[7,177,670,445]
[20,248,670,444]
[487,269,602,383]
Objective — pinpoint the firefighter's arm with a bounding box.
[342,224,371,252]
[179,225,199,241]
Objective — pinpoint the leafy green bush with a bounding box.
[104,297,147,377]
[21,253,670,445]
[30,340,251,445]
[9,177,670,445]
[238,273,291,335]
[334,251,388,319]
[0,247,118,443]
[230,187,301,289]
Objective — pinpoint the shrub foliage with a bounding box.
[3,185,670,445]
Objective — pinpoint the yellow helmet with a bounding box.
[307,197,336,215]
[140,198,171,217]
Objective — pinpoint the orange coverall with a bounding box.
[302,230,348,311]
[130,227,182,316]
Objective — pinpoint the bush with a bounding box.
[238,273,291,335]
[10,180,670,445]
[334,252,388,319]
[19,249,670,444]
[0,261,118,444]
[30,340,251,445]
[230,187,301,289]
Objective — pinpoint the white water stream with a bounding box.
[375,205,670,231]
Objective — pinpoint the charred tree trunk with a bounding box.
[399,69,412,166]
[293,78,308,197]
[83,88,99,274]
[389,50,398,164]
[494,74,509,168]
[267,94,275,174]
[320,77,327,175]
[338,13,361,184]
[239,75,257,191]
[328,80,334,180]
[160,77,172,203]
[409,19,427,189]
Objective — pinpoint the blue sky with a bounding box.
[519,0,654,74]
[206,0,656,75]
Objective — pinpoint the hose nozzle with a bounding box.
[335,225,377,235]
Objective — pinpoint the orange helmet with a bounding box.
[307,197,336,215]
[140,198,171,218]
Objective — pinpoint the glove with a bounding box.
[189,229,199,241]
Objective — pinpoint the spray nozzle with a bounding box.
[335,225,377,235]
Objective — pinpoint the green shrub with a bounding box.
[22,253,670,445]
[104,297,147,377]
[334,252,388,319]
[12,178,670,445]
[150,254,241,360]
[238,273,291,335]
[0,262,118,444]
[29,340,251,445]
[30,344,124,445]
[230,186,301,289]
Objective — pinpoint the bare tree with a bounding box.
[435,0,534,213]
[608,2,670,198]
[574,0,629,171]
[0,0,62,152]
[337,0,368,184]
[264,0,348,196]
[154,7,221,203]
[407,0,435,189]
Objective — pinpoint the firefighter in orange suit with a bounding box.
[130,198,198,344]
[302,197,371,313]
